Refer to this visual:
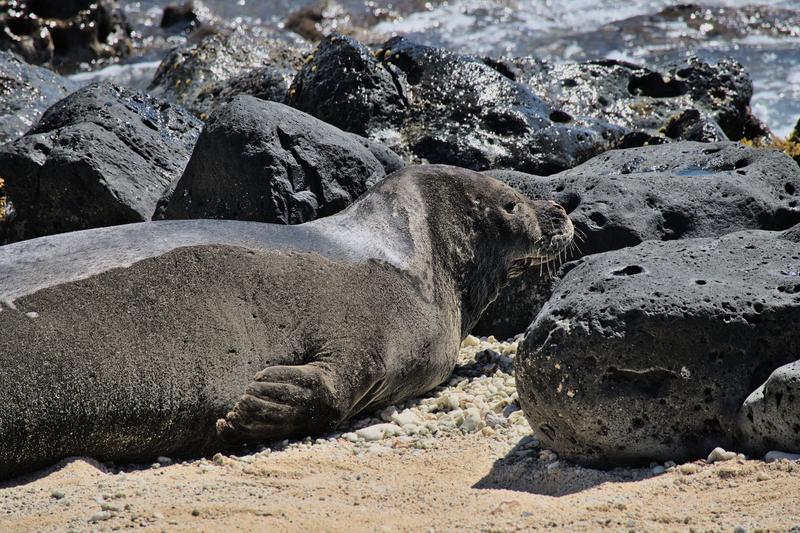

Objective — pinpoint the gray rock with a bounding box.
[764,450,800,462]
[0,51,79,145]
[516,229,800,466]
[475,141,800,337]
[192,66,291,117]
[158,96,389,224]
[737,361,800,456]
[502,55,768,142]
[288,34,625,174]
[148,27,306,119]
[0,81,201,244]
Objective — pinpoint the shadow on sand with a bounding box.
[473,439,656,497]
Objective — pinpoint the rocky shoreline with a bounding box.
[2,0,800,528]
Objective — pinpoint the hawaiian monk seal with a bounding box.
[0,164,573,479]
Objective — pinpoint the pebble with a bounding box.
[461,408,483,433]
[392,409,422,427]
[100,502,122,512]
[764,450,800,462]
[50,490,66,500]
[356,423,400,442]
[88,511,112,522]
[707,447,737,463]
[157,456,173,466]
[651,465,665,475]
[679,463,700,475]
[462,335,481,347]
[484,412,507,428]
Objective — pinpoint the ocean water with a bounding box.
[113,0,800,136]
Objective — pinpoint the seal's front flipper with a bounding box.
[216,342,390,444]
[216,364,345,443]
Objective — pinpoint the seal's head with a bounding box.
[379,164,574,335]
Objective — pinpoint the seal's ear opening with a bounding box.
[503,201,518,214]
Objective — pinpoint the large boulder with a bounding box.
[516,229,800,466]
[475,141,800,337]
[0,51,79,145]
[157,96,397,224]
[0,0,131,73]
[288,34,625,174]
[148,28,306,119]
[0,81,201,244]
[500,55,768,143]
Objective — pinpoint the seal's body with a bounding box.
[0,165,572,479]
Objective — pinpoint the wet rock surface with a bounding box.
[0,81,201,244]
[0,51,79,145]
[738,360,800,457]
[516,229,800,466]
[158,96,390,224]
[475,141,800,337]
[287,34,404,140]
[148,27,306,119]
[0,0,131,73]
[502,56,767,143]
[289,34,625,174]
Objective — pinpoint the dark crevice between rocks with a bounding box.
[627,71,687,98]
[380,62,410,109]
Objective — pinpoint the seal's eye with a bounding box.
[503,202,517,214]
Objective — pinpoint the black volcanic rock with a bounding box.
[0,51,79,145]
[501,55,768,143]
[157,96,391,224]
[148,28,305,119]
[0,82,201,244]
[288,34,625,175]
[516,229,800,466]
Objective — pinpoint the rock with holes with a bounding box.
[474,141,800,337]
[516,228,800,466]
[288,34,625,174]
[0,51,79,145]
[148,27,306,119]
[157,96,392,224]
[737,360,800,456]
[497,55,768,143]
[0,81,201,244]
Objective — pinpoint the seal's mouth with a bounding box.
[507,230,577,279]
[507,254,557,279]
